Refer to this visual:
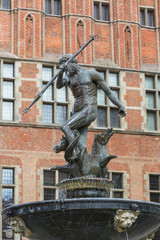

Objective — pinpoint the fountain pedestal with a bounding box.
[58,178,114,198]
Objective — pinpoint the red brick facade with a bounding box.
[0,0,160,229]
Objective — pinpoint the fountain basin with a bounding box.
[2,198,160,240]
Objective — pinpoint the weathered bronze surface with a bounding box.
[53,54,126,178]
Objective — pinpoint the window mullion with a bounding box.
[52,0,54,15]
[145,8,148,25]
[100,2,102,20]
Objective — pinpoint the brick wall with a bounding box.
[0,0,160,208]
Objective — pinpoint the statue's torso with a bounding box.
[68,69,97,113]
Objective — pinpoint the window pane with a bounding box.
[45,0,51,14]
[150,175,160,190]
[2,102,13,121]
[158,94,160,109]
[109,90,119,107]
[146,93,155,108]
[44,170,55,186]
[44,189,55,200]
[109,73,118,86]
[56,87,67,102]
[140,10,145,25]
[145,76,154,89]
[110,109,120,128]
[2,169,14,185]
[3,63,14,78]
[54,0,60,15]
[3,81,13,98]
[158,78,160,90]
[94,3,99,19]
[97,89,105,105]
[147,111,156,130]
[42,67,52,81]
[2,0,10,9]
[97,108,107,127]
[148,11,154,27]
[43,104,53,123]
[102,4,108,21]
[113,192,123,198]
[2,188,14,208]
[112,173,123,189]
[57,105,67,125]
[43,84,53,101]
[150,193,160,203]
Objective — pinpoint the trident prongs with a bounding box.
[22,108,31,115]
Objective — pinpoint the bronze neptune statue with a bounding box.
[23,35,126,178]
[52,54,126,177]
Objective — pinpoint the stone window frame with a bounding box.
[140,7,155,27]
[42,65,69,125]
[0,61,15,122]
[109,171,128,199]
[96,69,121,129]
[0,166,21,240]
[93,1,110,21]
[145,74,160,131]
[45,0,61,16]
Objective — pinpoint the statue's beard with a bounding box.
[67,63,79,76]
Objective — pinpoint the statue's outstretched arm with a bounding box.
[90,70,126,117]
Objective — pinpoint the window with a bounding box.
[43,170,69,200]
[45,0,61,15]
[109,172,124,198]
[94,1,109,21]
[149,174,160,202]
[140,8,154,27]
[2,168,15,240]
[42,66,68,125]
[97,71,120,128]
[0,63,15,122]
[149,174,160,240]
[145,75,160,131]
[0,0,11,9]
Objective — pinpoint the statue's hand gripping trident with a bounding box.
[22,35,99,115]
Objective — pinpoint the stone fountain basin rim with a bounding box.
[2,198,160,221]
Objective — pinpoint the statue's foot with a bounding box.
[50,165,70,173]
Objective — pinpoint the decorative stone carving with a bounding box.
[114,209,140,232]
[6,216,33,238]
[57,177,114,198]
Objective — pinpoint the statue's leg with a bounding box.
[61,107,92,162]
[61,107,89,143]
[77,125,88,151]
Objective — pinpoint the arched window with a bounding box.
[124,26,132,68]
[77,20,85,63]
[25,14,34,58]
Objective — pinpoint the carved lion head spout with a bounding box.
[7,216,33,238]
[114,209,140,233]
